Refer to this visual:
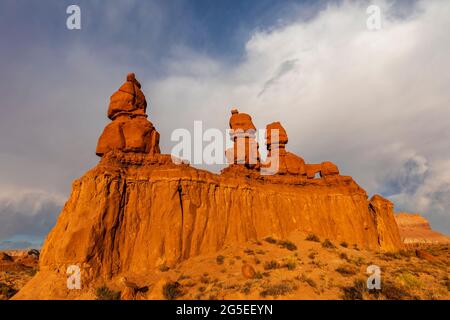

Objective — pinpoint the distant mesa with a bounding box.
[395,212,450,244]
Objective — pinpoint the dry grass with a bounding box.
[305,234,320,242]
[162,281,184,300]
[95,285,121,300]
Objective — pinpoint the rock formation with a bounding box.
[14,73,403,299]
[225,108,260,170]
[96,73,161,156]
[395,213,450,244]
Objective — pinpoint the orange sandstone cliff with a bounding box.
[14,74,403,299]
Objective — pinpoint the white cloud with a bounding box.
[147,0,450,232]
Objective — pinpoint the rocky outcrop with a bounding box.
[395,213,450,244]
[96,73,161,156]
[14,73,403,299]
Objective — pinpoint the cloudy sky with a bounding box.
[0,0,449,249]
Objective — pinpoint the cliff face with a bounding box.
[14,74,403,299]
[35,152,402,282]
[395,212,450,244]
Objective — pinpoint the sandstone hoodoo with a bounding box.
[96,73,161,156]
[15,73,403,299]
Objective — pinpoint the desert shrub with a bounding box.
[352,256,366,266]
[298,274,317,288]
[278,240,298,251]
[335,265,357,277]
[322,239,336,249]
[342,279,366,300]
[308,252,317,259]
[305,234,320,242]
[286,261,297,270]
[381,282,411,300]
[260,282,296,297]
[444,279,450,292]
[264,260,280,270]
[95,286,121,300]
[216,255,225,265]
[254,271,263,279]
[177,274,190,281]
[200,275,210,284]
[340,241,349,248]
[397,272,422,288]
[383,252,402,260]
[234,255,242,260]
[0,282,17,299]
[256,249,266,255]
[159,264,170,272]
[339,252,349,261]
[162,281,184,300]
[244,248,254,255]
[264,237,278,244]
[240,282,252,295]
[353,244,360,251]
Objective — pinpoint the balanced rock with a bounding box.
[96,73,161,156]
[225,108,260,169]
[263,121,306,175]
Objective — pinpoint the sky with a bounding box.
[0,0,449,249]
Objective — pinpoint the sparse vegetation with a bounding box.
[264,260,280,270]
[264,237,297,251]
[381,281,411,300]
[340,241,348,248]
[397,272,422,289]
[260,282,296,297]
[264,237,277,244]
[297,274,317,288]
[306,234,320,242]
[342,279,366,300]
[339,252,349,261]
[308,251,317,260]
[200,275,211,284]
[278,240,297,251]
[335,265,357,277]
[162,281,184,300]
[159,264,170,272]
[95,285,121,300]
[286,261,297,270]
[216,255,225,265]
[244,248,254,255]
[322,239,336,249]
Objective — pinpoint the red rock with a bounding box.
[96,73,160,156]
[241,264,256,279]
[13,74,404,299]
[225,108,260,169]
[369,195,404,251]
[395,213,450,244]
